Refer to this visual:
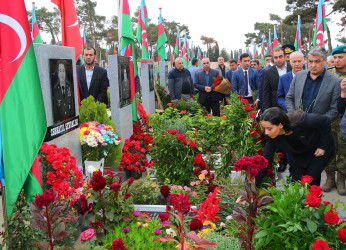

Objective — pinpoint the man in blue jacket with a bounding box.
[231,53,258,105]
[277,51,304,111]
[194,58,221,116]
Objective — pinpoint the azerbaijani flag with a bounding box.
[182,34,189,68]
[31,3,43,43]
[254,46,257,58]
[273,26,279,51]
[136,0,149,59]
[93,39,96,49]
[114,43,117,55]
[174,28,180,57]
[120,0,138,122]
[197,48,202,69]
[268,31,272,55]
[52,0,83,62]
[191,42,194,59]
[261,36,266,65]
[313,0,327,46]
[294,15,302,52]
[186,40,191,60]
[157,11,168,66]
[0,0,47,215]
[83,29,87,49]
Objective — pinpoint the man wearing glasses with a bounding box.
[285,46,341,120]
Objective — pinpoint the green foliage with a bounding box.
[79,96,122,168]
[203,231,241,250]
[151,132,196,186]
[254,181,346,249]
[0,190,41,249]
[127,176,160,205]
[174,99,203,116]
[102,219,176,249]
[155,80,171,109]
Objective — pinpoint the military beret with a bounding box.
[282,44,295,54]
[332,45,346,55]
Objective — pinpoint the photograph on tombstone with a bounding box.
[50,59,76,124]
[118,56,131,107]
[149,64,154,92]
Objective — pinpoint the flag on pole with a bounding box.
[294,15,302,52]
[0,0,47,215]
[261,36,266,65]
[182,34,189,68]
[82,29,87,49]
[114,43,117,55]
[120,0,138,122]
[254,46,257,58]
[197,48,202,69]
[157,10,168,65]
[273,26,279,51]
[31,3,43,43]
[152,49,156,78]
[191,42,194,59]
[268,31,272,55]
[136,0,149,59]
[174,28,180,57]
[313,0,327,46]
[93,39,96,49]
[52,0,83,62]
[186,40,191,60]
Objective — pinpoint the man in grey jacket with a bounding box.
[285,47,341,121]
[168,57,195,103]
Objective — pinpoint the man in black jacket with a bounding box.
[77,47,109,104]
[263,48,292,111]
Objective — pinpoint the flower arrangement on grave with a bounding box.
[155,80,171,109]
[39,143,84,197]
[254,175,346,249]
[79,121,122,162]
[212,75,232,94]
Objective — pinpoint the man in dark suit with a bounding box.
[263,47,292,111]
[77,47,109,104]
[277,51,304,111]
[257,55,272,111]
[195,58,221,116]
[231,53,258,105]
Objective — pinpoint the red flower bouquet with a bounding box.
[212,75,232,94]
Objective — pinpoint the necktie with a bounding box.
[244,71,248,96]
[62,86,65,98]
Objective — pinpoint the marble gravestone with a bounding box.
[108,55,133,141]
[141,61,155,114]
[33,44,82,166]
[159,61,169,90]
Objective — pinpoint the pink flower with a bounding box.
[171,185,177,189]
[81,228,95,241]
[154,229,162,235]
[190,182,196,186]
[220,222,226,227]
[133,211,140,217]
[149,128,154,132]
[162,220,169,225]
[218,146,222,149]
[192,191,197,197]
[177,186,183,190]
[201,170,208,175]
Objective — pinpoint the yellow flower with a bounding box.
[198,228,211,237]
[203,220,216,230]
[87,193,91,198]
[152,185,156,188]
[198,174,205,181]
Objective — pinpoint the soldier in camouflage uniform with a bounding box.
[52,62,75,123]
[323,45,346,195]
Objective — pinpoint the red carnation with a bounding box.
[305,194,322,207]
[338,228,346,243]
[301,175,313,185]
[167,129,178,135]
[175,134,186,141]
[111,238,128,250]
[325,211,339,225]
[238,95,244,100]
[312,239,330,250]
[194,168,200,177]
[244,105,254,112]
[127,177,135,186]
[242,99,249,105]
[169,193,191,214]
[189,218,203,231]
[158,213,169,222]
[257,148,264,155]
[90,170,106,192]
[160,185,170,199]
[124,193,131,199]
[208,184,217,193]
[250,129,257,137]
[309,185,323,197]
[250,112,257,118]
[189,141,197,148]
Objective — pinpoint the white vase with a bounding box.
[84,158,105,178]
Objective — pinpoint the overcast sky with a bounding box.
[25,0,344,52]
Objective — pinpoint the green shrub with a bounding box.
[79,96,122,168]
[128,176,160,205]
[203,231,241,250]
[102,219,176,249]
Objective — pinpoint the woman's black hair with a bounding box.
[261,107,305,132]
[261,107,293,132]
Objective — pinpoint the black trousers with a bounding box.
[202,96,220,116]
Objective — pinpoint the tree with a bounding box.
[27,7,61,44]
[200,36,217,58]
[76,0,106,49]
[220,48,230,62]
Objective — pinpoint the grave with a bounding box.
[159,61,169,90]
[140,60,155,115]
[34,44,82,166]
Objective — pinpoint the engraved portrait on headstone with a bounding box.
[118,56,131,107]
[149,64,154,91]
[50,59,75,124]
[165,64,169,86]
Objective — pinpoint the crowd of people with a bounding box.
[168,44,346,194]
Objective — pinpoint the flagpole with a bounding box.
[2,186,8,236]
[118,0,122,48]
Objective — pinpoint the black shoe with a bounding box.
[278,162,287,172]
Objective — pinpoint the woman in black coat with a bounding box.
[256,107,335,186]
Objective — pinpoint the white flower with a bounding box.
[87,165,96,174]
[220,222,226,227]
[166,228,177,237]
[226,215,233,220]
